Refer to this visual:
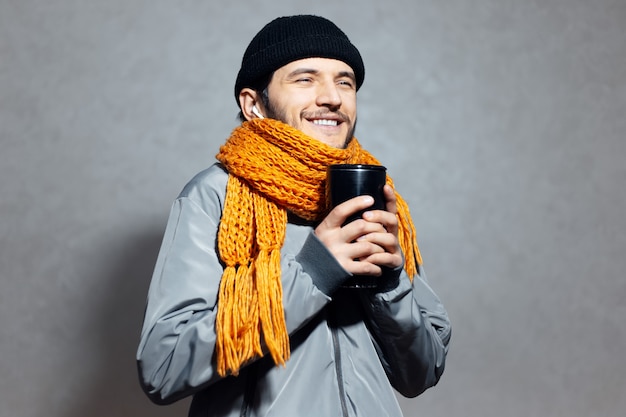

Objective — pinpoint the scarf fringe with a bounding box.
[255,248,289,367]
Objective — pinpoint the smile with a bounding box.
[312,119,339,126]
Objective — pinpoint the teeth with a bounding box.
[313,119,338,126]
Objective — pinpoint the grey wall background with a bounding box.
[1,0,624,416]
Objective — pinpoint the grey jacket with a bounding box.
[137,163,451,417]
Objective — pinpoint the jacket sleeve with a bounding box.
[136,169,337,405]
[359,265,451,398]
[136,195,224,404]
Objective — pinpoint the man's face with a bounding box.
[264,58,358,149]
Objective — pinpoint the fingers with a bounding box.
[383,184,397,214]
[320,195,375,229]
[340,239,388,276]
[316,217,387,259]
[356,231,403,269]
[320,186,397,229]
[342,236,403,275]
[315,217,403,275]
[362,209,398,237]
[314,192,403,276]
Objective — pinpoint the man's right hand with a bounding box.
[314,195,390,277]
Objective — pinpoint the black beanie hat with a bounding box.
[234,15,365,107]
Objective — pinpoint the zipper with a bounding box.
[330,310,349,417]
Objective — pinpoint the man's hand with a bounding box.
[315,185,403,276]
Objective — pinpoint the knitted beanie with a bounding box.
[234,15,365,106]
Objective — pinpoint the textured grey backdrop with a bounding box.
[1,0,625,416]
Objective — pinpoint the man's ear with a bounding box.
[239,88,264,121]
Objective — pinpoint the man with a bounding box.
[137,15,451,417]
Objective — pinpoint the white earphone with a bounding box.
[251,105,264,119]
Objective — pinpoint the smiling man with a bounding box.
[137,15,451,417]
[240,57,357,148]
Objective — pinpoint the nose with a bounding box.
[315,81,342,109]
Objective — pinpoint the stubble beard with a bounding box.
[264,100,357,150]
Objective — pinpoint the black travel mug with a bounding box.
[326,164,387,288]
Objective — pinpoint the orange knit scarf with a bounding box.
[214,118,422,377]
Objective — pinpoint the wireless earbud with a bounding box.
[251,105,264,119]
